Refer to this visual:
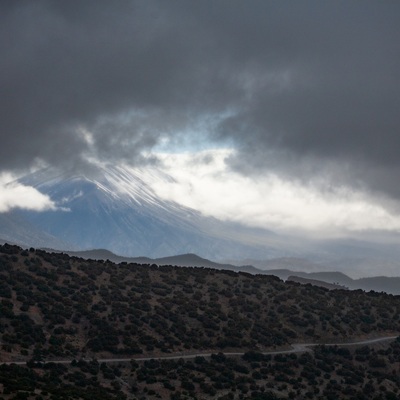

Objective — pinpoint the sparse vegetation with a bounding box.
[1,243,400,399]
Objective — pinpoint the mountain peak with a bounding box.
[9,165,282,260]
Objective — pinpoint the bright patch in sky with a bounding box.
[0,173,56,213]
[150,149,400,235]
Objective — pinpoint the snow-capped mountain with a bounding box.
[11,164,284,259]
[3,163,400,276]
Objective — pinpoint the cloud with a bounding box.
[151,150,400,235]
[1,1,400,203]
[0,173,56,213]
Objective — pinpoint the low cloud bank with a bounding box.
[0,174,56,213]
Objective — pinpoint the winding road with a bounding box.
[1,335,397,366]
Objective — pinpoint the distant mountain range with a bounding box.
[2,163,400,278]
[57,248,261,274]
[60,248,400,295]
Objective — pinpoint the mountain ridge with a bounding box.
[59,247,400,295]
[13,164,284,260]
[3,164,400,277]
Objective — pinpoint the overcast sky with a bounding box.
[2,1,400,236]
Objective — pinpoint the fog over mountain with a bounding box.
[0,164,399,278]
[1,2,400,276]
[11,164,292,260]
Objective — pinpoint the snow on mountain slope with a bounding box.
[14,164,284,259]
[5,163,400,275]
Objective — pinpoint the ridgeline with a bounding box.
[1,244,400,399]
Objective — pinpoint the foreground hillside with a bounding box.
[1,244,400,399]
[2,340,400,400]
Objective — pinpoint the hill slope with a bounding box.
[64,248,400,294]
[2,244,400,399]
[1,244,399,361]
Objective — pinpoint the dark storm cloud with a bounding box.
[1,1,400,198]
